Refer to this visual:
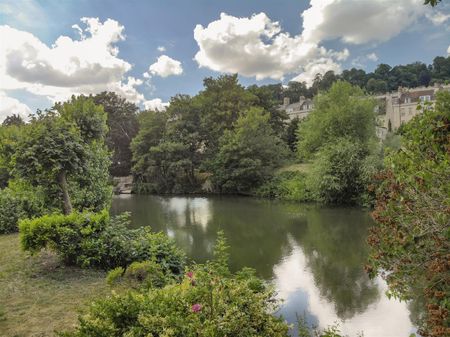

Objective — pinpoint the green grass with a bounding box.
[0,234,108,337]
[277,162,311,174]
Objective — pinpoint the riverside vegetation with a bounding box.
[0,62,449,335]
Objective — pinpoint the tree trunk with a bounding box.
[58,170,73,215]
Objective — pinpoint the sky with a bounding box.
[0,0,449,121]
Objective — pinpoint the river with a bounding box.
[111,194,417,337]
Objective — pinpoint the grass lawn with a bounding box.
[276,162,311,174]
[0,234,108,337]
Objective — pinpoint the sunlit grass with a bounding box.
[0,234,108,337]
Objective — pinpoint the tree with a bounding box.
[366,78,388,94]
[14,96,108,215]
[424,0,442,6]
[92,92,139,176]
[296,81,376,160]
[367,92,450,337]
[131,110,168,192]
[284,117,301,152]
[247,84,288,136]
[212,107,288,193]
[196,74,257,158]
[2,114,25,127]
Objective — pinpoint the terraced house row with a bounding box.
[280,83,450,139]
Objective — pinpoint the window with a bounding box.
[420,95,431,102]
[404,97,411,103]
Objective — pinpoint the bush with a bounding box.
[19,211,185,272]
[255,171,309,202]
[0,181,46,234]
[306,138,374,205]
[107,260,176,290]
[62,234,290,337]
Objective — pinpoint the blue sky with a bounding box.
[0,0,449,120]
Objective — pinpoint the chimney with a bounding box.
[283,97,290,106]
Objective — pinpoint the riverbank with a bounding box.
[0,234,108,337]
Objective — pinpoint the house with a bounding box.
[376,83,450,132]
[280,96,314,120]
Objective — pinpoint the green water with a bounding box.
[111,195,416,337]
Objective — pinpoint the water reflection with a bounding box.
[111,195,416,337]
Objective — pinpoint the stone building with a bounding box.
[280,96,314,120]
[375,84,450,134]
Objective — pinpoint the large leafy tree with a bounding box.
[196,74,257,159]
[92,92,139,176]
[247,84,288,136]
[131,110,168,192]
[212,107,288,193]
[367,92,450,337]
[14,96,109,215]
[296,81,376,160]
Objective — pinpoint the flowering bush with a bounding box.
[62,233,290,337]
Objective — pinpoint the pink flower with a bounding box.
[191,303,202,313]
[186,271,194,279]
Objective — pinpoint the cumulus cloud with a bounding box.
[448,45,450,55]
[194,12,346,82]
[0,18,146,104]
[143,98,169,111]
[147,55,183,78]
[157,46,166,52]
[0,92,31,123]
[291,57,342,84]
[302,0,424,45]
[193,1,426,83]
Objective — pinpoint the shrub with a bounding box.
[368,92,450,337]
[107,260,176,290]
[306,138,374,205]
[0,181,46,234]
[255,171,309,202]
[61,234,290,337]
[19,211,185,272]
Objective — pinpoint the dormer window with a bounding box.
[420,95,431,102]
[404,97,411,103]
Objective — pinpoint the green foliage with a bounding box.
[92,92,139,176]
[2,114,25,127]
[131,75,291,195]
[256,171,309,202]
[296,81,376,160]
[107,260,175,290]
[0,181,46,234]
[19,211,185,272]
[12,96,111,215]
[307,139,371,205]
[212,107,288,193]
[62,235,289,337]
[368,91,450,337]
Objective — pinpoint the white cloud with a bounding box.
[157,46,166,52]
[143,98,169,111]
[448,45,450,55]
[366,52,379,62]
[0,18,147,105]
[0,92,31,123]
[350,52,379,69]
[302,0,424,45]
[194,12,346,82]
[147,55,183,78]
[291,57,342,84]
[193,1,426,83]
[426,11,450,25]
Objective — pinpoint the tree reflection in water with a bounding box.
[111,195,415,336]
